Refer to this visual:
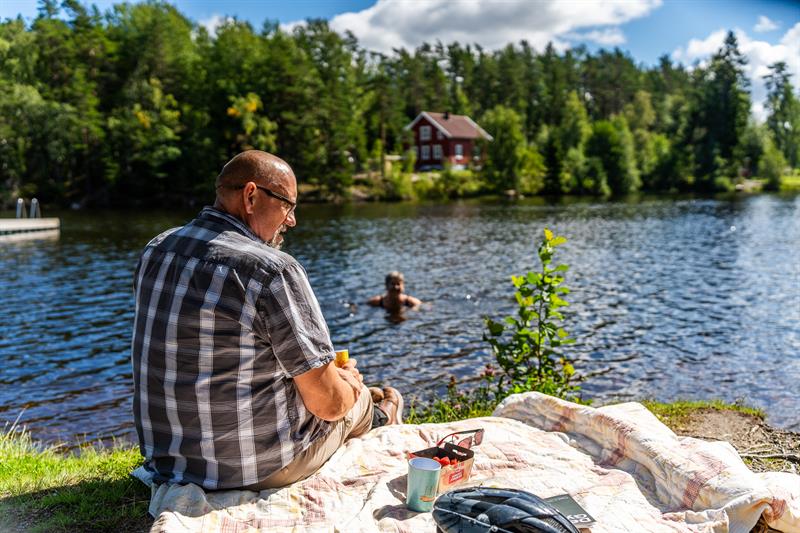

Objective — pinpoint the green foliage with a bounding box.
[685,31,752,189]
[623,90,656,132]
[480,105,528,192]
[226,92,278,153]
[547,91,591,193]
[581,156,611,196]
[780,171,800,192]
[402,146,417,173]
[410,228,583,420]
[437,166,485,198]
[367,139,384,174]
[586,117,639,194]
[559,146,587,194]
[558,91,591,151]
[406,377,496,424]
[583,49,642,119]
[0,7,790,208]
[483,228,581,402]
[764,61,800,167]
[738,121,767,178]
[384,167,416,200]
[517,144,547,194]
[107,77,183,200]
[759,136,787,191]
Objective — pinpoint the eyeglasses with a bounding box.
[437,428,484,450]
[254,186,296,214]
[227,184,296,214]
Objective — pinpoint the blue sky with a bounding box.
[2,1,796,64]
[3,0,798,116]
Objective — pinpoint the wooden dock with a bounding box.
[0,218,60,242]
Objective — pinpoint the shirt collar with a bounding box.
[199,206,265,244]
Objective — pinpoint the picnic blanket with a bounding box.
[135,392,800,532]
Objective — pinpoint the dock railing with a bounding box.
[2,198,60,242]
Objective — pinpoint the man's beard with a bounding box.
[267,225,287,249]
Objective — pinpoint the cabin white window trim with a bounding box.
[421,145,430,160]
[433,144,443,160]
[455,143,463,159]
[436,131,444,140]
[420,125,432,141]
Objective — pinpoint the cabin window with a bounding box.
[433,144,443,160]
[420,125,431,141]
[421,145,430,160]
[436,131,444,140]
[455,144,463,158]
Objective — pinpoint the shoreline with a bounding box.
[5,174,798,213]
[296,174,800,204]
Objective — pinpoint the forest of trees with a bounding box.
[1,1,798,208]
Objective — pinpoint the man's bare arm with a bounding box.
[293,359,363,421]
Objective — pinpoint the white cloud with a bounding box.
[754,15,779,33]
[199,14,232,38]
[672,23,800,120]
[283,0,661,53]
[672,29,727,63]
[565,28,627,46]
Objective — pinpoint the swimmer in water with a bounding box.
[367,271,421,313]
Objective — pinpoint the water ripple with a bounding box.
[1,194,799,444]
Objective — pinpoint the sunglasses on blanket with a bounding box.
[437,429,484,450]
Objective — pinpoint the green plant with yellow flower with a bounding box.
[483,228,581,402]
[225,92,277,152]
[408,228,582,424]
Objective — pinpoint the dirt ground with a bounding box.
[665,408,800,475]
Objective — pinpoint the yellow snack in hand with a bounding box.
[334,349,349,368]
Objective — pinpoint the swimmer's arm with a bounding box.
[405,295,422,308]
[367,295,382,306]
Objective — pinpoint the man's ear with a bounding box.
[243,182,257,214]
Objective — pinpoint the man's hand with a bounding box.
[339,358,363,383]
[294,357,363,421]
[336,358,363,403]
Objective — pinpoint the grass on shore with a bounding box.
[781,173,800,192]
[641,399,765,427]
[406,380,496,424]
[303,171,800,201]
[0,427,149,533]
[0,398,777,532]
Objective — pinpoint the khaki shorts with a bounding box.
[243,385,374,491]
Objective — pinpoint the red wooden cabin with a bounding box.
[405,111,493,170]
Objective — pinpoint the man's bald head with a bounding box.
[213,151,298,246]
[216,150,295,193]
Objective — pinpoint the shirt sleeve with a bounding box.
[261,260,335,377]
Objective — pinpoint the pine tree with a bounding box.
[689,31,751,189]
[764,61,800,167]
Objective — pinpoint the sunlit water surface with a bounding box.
[1,194,798,444]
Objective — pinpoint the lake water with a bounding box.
[1,193,799,445]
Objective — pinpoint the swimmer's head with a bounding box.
[385,271,405,293]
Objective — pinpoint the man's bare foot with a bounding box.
[369,387,384,403]
[378,387,403,424]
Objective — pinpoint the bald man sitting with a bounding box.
[131,150,403,491]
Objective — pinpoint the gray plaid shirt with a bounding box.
[131,206,334,489]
